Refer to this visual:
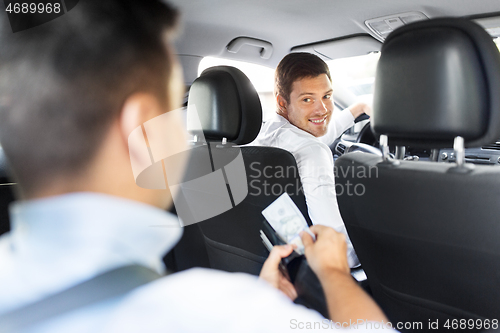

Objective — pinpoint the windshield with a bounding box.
[198,55,377,121]
[326,52,380,107]
[198,57,276,120]
[198,37,499,124]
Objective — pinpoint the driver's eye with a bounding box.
[303,98,312,103]
[324,94,331,99]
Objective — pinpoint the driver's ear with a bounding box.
[276,94,289,119]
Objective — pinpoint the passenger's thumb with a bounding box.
[300,230,314,251]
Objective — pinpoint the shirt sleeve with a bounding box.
[293,143,360,268]
[320,108,355,146]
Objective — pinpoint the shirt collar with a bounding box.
[274,113,320,140]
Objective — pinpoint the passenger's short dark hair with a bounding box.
[275,52,332,103]
[0,0,179,195]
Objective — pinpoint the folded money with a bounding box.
[261,193,314,255]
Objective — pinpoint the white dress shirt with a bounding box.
[253,109,360,267]
[0,193,391,332]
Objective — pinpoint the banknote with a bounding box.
[261,193,314,255]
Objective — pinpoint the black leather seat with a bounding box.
[335,18,500,326]
[169,66,312,275]
[0,149,14,237]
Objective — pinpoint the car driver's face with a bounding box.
[282,74,334,138]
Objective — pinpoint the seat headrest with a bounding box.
[187,66,263,145]
[372,18,500,148]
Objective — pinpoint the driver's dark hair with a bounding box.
[275,52,332,103]
[0,0,179,196]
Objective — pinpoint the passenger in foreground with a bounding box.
[0,1,390,331]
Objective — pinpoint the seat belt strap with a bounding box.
[0,265,162,333]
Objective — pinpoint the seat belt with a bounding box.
[0,265,162,333]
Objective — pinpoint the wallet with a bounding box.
[260,220,330,319]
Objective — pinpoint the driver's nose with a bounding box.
[314,99,328,116]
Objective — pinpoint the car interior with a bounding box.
[2,0,500,331]
[336,17,500,324]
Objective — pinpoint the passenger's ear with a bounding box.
[276,94,288,119]
[119,93,162,146]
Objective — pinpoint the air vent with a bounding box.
[482,140,500,150]
[465,155,490,161]
[365,12,428,42]
[336,143,346,155]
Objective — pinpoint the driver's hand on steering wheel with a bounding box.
[348,102,372,118]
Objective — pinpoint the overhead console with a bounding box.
[364,12,500,41]
[365,12,429,42]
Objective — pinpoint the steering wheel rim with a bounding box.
[356,121,378,147]
[356,121,412,160]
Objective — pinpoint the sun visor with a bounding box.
[291,35,381,60]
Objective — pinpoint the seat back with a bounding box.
[170,66,311,275]
[0,149,15,237]
[198,146,310,275]
[336,18,500,323]
[337,153,500,322]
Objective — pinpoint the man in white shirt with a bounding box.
[0,1,391,332]
[254,53,371,267]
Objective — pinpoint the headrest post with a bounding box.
[395,146,406,160]
[380,135,390,161]
[453,136,465,167]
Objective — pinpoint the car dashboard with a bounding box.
[439,142,500,165]
[334,126,500,166]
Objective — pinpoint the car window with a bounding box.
[326,52,380,107]
[198,38,499,131]
[326,53,380,134]
[198,57,277,121]
[198,55,377,124]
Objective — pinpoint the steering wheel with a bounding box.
[356,121,378,147]
[355,121,414,160]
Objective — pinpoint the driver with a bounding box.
[253,53,371,267]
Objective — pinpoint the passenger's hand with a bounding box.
[259,244,298,301]
[300,225,350,281]
[348,102,372,118]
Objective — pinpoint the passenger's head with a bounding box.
[275,52,334,137]
[0,0,186,206]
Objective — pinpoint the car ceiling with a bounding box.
[168,0,500,83]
